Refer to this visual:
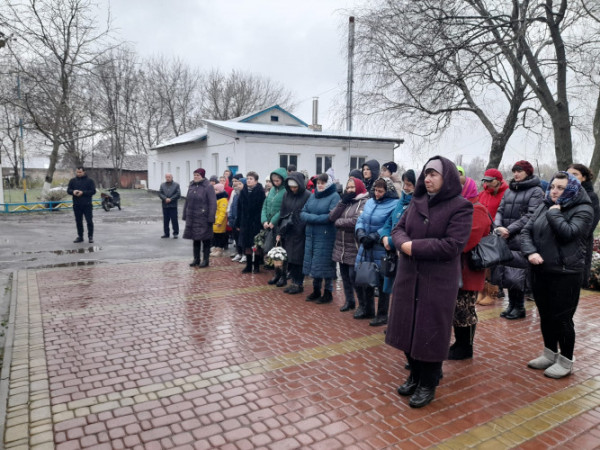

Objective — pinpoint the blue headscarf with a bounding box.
[545,171,582,206]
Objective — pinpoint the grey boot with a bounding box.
[528,348,559,370]
[544,354,574,379]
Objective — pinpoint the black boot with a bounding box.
[369,292,389,326]
[306,287,321,302]
[448,325,475,360]
[252,255,262,274]
[242,255,253,273]
[505,289,526,320]
[268,268,282,285]
[500,299,514,318]
[354,288,374,319]
[276,273,287,287]
[190,241,201,267]
[340,300,356,312]
[198,240,210,268]
[317,290,333,304]
[409,361,440,408]
[398,355,419,396]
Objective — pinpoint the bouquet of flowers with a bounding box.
[266,245,288,268]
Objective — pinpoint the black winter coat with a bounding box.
[521,189,593,274]
[182,179,217,241]
[67,175,96,206]
[582,180,600,285]
[235,184,266,249]
[278,172,311,265]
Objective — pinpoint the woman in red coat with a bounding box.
[386,156,473,408]
[448,176,492,360]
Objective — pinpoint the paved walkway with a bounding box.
[3,256,600,449]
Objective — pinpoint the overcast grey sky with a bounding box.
[100,0,359,129]
[96,1,595,171]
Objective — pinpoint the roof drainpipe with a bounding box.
[309,97,322,131]
[347,16,355,132]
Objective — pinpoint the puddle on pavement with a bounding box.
[13,246,102,256]
[35,260,103,269]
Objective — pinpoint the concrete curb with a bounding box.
[0,271,17,446]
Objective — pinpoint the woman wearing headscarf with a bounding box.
[236,171,266,274]
[494,160,544,319]
[330,177,369,312]
[521,172,593,378]
[380,170,416,296]
[183,168,217,268]
[362,160,380,194]
[386,156,472,408]
[381,161,403,194]
[448,176,492,360]
[355,177,399,325]
[278,172,311,294]
[567,164,600,287]
[210,183,229,257]
[301,173,340,303]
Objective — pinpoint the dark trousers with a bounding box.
[288,262,304,286]
[73,204,94,238]
[213,232,228,249]
[531,270,583,359]
[339,263,356,305]
[162,208,179,236]
[405,353,443,388]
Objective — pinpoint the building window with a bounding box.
[160,162,164,179]
[212,153,219,176]
[279,154,298,169]
[186,161,190,182]
[350,156,366,171]
[153,162,156,180]
[316,155,333,175]
[176,167,180,182]
[167,162,171,173]
[270,115,279,122]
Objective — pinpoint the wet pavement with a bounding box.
[3,191,600,448]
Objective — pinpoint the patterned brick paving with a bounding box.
[4,257,600,449]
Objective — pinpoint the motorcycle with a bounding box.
[101,186,121,211]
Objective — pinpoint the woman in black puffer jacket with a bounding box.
[567,164,600,287]
[521,172,593,379]
[494,160,544,320]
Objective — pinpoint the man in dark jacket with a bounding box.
[67,167,96,243]
[158,173,181,239]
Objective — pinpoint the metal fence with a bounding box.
[0,199,102,213]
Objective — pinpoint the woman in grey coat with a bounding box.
[183,168,217,267]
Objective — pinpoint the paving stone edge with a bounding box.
[0,271,17,446]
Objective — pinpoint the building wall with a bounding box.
[148,130,396,196]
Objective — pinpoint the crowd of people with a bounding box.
[150,155,599,409]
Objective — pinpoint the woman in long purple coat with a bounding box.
[386,156,473,408]
[183,168,217,267]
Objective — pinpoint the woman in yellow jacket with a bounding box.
[211,183,229,257]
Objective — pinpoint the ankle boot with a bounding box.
[317,290,333,304]
[268,268,282,285]
[500,299,514,318]
[252,256,261,274]
[340,300,356,312]
[276,271,287,287]
[544,354,574,379]
[448,325,474,360]
[528,347,559,370]
[306,287,321,302]
[353,288,374,319]
[242,256,253,273]
[190,241,201,266]
[370,292,389,326]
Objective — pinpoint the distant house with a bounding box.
[147,105,403,196]
[85,151,148,189]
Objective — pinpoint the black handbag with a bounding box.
[355,250,380,287]
[380,252,398,279]
[468,230,513,270]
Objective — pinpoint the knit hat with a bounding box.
[348,169,363,180]
[482,168,503,182]
[382,161,398,174]
[214,183,225,193]
[193,168,206,177]
[233,173,243,180]
[350,177,367,195]
[209,175,219,183]
[424,159,444,174]
[401,169,416,186]
[239,177,247,185]
[512,160,534,176]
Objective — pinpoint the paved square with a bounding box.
[4,257,600,449]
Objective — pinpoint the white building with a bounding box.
[147,105,403,195]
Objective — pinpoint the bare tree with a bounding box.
[353,0,538,169]
[0,0,114,194]
[201,69,295,120]
[93,47,140,184]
